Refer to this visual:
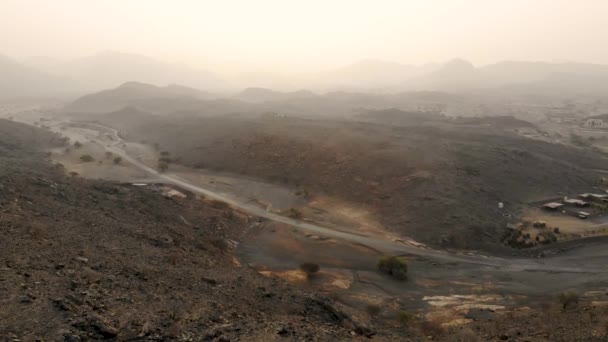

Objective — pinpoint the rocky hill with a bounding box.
[0,119,369,340]
[65,82,215,113]
[105,115,608,253]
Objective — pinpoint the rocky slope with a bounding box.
[103,115,608,253]
[0,119,374,340]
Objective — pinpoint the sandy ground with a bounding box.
[522,207,608,237]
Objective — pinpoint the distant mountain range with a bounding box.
[1,51,227,100]
[0,54,79,100]
[65,82,215,113]
[404,59,608,93]
[5,51,608,100]
[65,81,478,119]
[233,87,317,103]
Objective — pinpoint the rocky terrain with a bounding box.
[91,112,608,253]
[0,119,385,340]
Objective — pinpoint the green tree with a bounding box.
[300,262,320,279]
[378,255,408,280]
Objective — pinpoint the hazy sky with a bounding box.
[2,0,608,72]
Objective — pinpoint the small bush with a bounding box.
[559,291,579,309]
[105,151,113,159]
[113,156,122,164]
[80,154,94,162]
[158,161,169,172]
[365,304,381,318]
[398,311,415,325]
[286,208,303,219]
[74,141,82,148]
[299,262,320,278]
[419,319,444,338]
[378,255,408,280]
[540,230,558,244]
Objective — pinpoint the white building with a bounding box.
[583,118,608,129]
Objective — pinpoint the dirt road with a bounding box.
[50,121,608,275]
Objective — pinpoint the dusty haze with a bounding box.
[2,0,608,73]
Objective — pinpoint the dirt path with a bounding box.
[42,120,608,275]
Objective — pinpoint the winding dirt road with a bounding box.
[58,121,608,274]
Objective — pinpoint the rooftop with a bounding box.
[543,202,564,209]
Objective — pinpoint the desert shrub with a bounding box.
[554,227,560,234]
[113,156,122,164]
[158,161,169,172]
[160,151,170,156]
[74,141,82,148]
[286,208,303,219]
[365,304,381,318]
[69,171,79,177]
[419,319,444,338]
[378,255,408,280]
[559,291,579,309]
[299,262,320,278]
[105,151,113,158]
[80,154,94,162]
[398,310,415,325]
[540,230,558,243]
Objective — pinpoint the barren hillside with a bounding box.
[0,119,370,340]
[103,114,608,252]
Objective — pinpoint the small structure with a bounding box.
[564,198,589,207]
[579,193,608,202]
[583,118,608,129]
[543,202,564,211]
[577,211,590,219]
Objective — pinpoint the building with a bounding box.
[579,193,608,201]
[543,202,564,211]
[583,118,608,129]
[564,198,589,207]
[577,211,590,219]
